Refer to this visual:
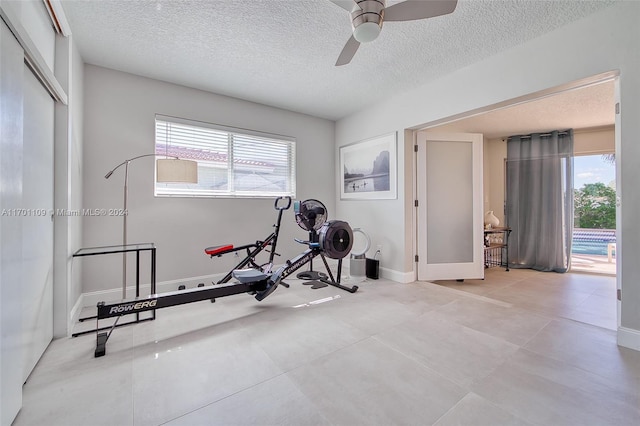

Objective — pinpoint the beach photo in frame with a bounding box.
[340,132,397,200]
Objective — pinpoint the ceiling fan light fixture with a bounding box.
[333,0,458,66]
[353,21,381,43]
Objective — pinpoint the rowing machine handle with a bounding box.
[275,196,292,211]
[294,238,320,248]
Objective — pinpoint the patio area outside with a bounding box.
[570,228,616,275]
[571,154,616,276]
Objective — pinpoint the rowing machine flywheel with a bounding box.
[318,220,354,259]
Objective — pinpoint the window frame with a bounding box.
[154,114,296,199]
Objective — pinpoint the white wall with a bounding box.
[335,2,640,348]
[81,65,335,296]
[53,33,84,337]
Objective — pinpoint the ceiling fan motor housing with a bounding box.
[351,0,385,43]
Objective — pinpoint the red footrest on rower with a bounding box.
[205,244,234,256]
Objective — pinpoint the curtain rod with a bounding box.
[510,130,570,140]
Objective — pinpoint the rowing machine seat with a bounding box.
[232,269,268,284]
[254,268,283,301]
[205,244,234,256]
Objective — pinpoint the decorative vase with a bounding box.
[484,211,500,228]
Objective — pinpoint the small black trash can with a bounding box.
[365,258,379,280]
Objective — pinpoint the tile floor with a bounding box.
[15,268,640,426]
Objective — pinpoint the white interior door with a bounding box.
[21,65,55,381]
[416,132,484,281]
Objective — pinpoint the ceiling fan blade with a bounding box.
[384,0,458,22]
[328,0,359,12]
[335,35,360,66]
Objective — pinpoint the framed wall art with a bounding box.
[340,132,397,200]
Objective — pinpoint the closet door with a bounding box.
[1,20,25,426]
[21,64,55,381]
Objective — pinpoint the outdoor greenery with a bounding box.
[574,182,616,229]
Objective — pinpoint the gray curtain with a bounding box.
[506,130,573,272]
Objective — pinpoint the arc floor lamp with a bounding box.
[105,154,198,298]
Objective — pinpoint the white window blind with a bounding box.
[155,115,296,198]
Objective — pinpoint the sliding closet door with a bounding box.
[21,65,55,381]
[1,20,25,425]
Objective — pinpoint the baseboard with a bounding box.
[617,326,640,351]
[68,294,85,336]
[79,273,225,309]
[380,267,415,283]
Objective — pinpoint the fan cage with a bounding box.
[295,199,328,232]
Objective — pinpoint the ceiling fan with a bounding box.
[329,0,458,66]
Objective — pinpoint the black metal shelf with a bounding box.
[484,228,511,271]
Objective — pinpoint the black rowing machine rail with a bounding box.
[92,198,357,358]
[93,275,274,357]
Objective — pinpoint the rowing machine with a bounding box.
[244,218,360,300]
[204,196,291,284]
[92,199,357,357]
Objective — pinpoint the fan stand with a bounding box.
[299,254,346,290]
[291,200,355,292]
[297,230,328,286]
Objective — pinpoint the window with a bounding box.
[155,115,296,198]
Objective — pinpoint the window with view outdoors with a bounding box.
[154,115,296,198]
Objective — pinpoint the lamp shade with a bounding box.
[156,158,198,183]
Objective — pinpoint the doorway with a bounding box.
[414,78,616,274]
[414,74,619,330]
[571,153,616,275]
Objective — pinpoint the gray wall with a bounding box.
[335,2,640,348]
[81,65,335,294]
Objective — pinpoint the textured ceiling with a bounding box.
[427,80,615,139]
[61,0,617,121]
